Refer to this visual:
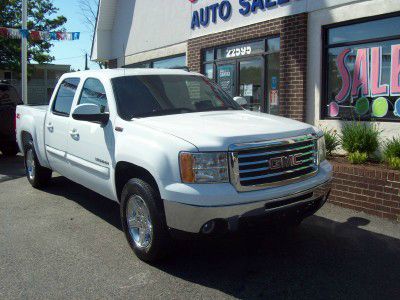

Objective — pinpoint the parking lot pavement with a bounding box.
[1,155,400,299]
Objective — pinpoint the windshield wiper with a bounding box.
[134,107,194,118]
[198,106,236,112]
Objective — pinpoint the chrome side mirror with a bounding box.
[233,96,248,106]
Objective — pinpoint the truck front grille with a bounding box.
[229,135,318,192]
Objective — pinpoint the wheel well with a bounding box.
[115,162,161,202]
[21,131,32,152]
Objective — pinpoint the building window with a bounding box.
[126,54,186,69]
[202,37,280,114]
[323,14,400,121]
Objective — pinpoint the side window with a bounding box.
[78,78,108,113]
[52,78,80,116]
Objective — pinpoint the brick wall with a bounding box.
[329,161,400,221]
[187,13,308,122]
[108,59,118,69]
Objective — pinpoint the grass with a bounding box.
[322,128,340,156]
[340,122,380,164]
[383,137,400,170]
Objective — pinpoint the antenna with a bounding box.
[123,43,126,76]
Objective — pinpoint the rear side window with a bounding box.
[78,78,108,113]
[52,78,80,116]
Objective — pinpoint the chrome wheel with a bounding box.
[26,149,35,181]
[126,195,153,249]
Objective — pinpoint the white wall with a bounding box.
[93,0,376,63]
[110,0,192,64]
[307,0,400,140]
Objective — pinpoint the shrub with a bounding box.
[348,151,368,164]
[322,128,340,156]
[340,122,380,164]
[383,137,400,170]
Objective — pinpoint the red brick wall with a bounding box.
[187,13,308,122]
[108,59,118,69]
[329,161,400,221]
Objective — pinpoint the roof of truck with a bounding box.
[62,68,200,79]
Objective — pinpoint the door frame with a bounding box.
[215,55,268,113]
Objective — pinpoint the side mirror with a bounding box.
[72,103,109,125]
[233,96,248,106]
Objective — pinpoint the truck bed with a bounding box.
[16,104,50,168]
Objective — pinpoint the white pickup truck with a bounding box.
[17,69,332,261]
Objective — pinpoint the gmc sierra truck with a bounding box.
[16,69,332,262]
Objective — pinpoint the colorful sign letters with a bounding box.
[332,44,400,118]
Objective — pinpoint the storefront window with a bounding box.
[323,15,400,121]
[153,55,186,69]
[126,55,186,69]
[216,40,265,60]
[202,37,281,114]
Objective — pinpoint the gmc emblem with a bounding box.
[269,153,302,170]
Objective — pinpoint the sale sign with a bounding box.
[336,45,400,102]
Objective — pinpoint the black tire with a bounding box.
[1,143,19,156]
[120,178,171,262]
[24,141,52,188]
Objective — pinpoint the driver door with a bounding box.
[66,77,114,199]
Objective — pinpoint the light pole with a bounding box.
[21,0,28,104]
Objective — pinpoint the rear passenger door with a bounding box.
[45,77,80,178]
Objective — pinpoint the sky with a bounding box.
[49,0,99,71]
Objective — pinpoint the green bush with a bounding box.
[340,122,380,164]
[348,151,368,164]
[383,137,400,170]
[323,128,340,156]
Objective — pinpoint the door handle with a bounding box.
[46,122,53,131]
[69,129,79,139]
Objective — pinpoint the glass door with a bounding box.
[216,64,236,97]
[238,57,264,112]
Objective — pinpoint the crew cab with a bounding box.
[16,69,332,261]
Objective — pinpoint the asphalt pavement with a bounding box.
[1,154,400,299]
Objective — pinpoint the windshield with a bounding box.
[111,75,242,119]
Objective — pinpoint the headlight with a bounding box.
[179,152,229,183]
[317,136,326,164]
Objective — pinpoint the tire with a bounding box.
[120,178,171,262]
[24,141,52,188]
[1,143,19,156]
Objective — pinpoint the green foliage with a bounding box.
[340,122,380,158]
[0,0,67,73]
[322,128,340,156]
[348,151,368,164]
[383,137,400,170]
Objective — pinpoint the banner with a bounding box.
[0,27,80,41]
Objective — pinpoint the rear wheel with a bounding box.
[121,178,171,262]
[24,141,52,188]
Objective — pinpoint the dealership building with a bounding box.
[92,0,400,138]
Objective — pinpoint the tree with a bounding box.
[79,0,106,69]
[0,0,67,74]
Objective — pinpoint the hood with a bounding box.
[135,110,316,151]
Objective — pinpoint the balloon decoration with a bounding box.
[372,97,389,118]
[394,98,400,117]
[0,27,80,41]
[354,97,369,116]
[328,101,339,117]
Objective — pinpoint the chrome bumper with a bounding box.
[163,179,332,233]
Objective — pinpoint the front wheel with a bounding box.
[120,178,171,262]
[24,141,52,188]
